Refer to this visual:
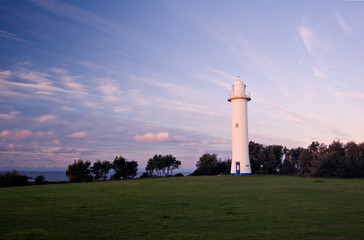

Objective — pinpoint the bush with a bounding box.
[0,170,30,187]
[139,172,152,178]
[174,173,184,177]
[34,175,48,185]
[66,159,92,182]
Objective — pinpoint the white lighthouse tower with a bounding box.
[228,76,251,175]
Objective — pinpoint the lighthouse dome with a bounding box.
[232,76,245,97]
[234,76,243,86]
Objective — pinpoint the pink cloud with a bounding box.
[134,132,169,142]
[209,139,228,145]
[0,111,19,120]
[5,143,15,150]
[0,130,54,141]
[69,131,87,138]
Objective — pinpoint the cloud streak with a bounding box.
[0,29,24,41]
[299,26,317,56]
[334,11,352,36]
[0,111,19,120]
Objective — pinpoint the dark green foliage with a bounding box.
[145,154,181,176]
[139,172,152,178]
[191,153,231,175]
[173,173,184,177]
[192,153,218,175]
[249,141,264,172]
[0,170,29,187]
[65,159,92,182]
[249,140,364,177]
[111,156,138,180]
[91,160,112,181]
[261,145,283,174]
[34,175,48,185]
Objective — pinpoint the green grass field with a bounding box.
[1,175,364,240]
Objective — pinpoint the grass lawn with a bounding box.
[1,175,364,240]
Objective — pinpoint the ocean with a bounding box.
[1,171,192,181]
[0,171,68,181]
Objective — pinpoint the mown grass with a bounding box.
[1,175,364,240]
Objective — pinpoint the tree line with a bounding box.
[2,139,364,187]
[190,140,364,178]
[249,140,364,177]
[65,154,182,182]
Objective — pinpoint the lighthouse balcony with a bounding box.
[227,91,251,101]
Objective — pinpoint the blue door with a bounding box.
[236,162,240,175]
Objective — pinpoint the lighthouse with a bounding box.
[228,76,251,175]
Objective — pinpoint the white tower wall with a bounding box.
[228,77,251,175]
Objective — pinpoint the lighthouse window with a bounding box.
[235,123,239,128]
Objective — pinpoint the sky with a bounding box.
[1,0,364,171]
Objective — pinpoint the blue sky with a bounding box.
[1,0,364,171]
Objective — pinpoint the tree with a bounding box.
[34,175,48,185]
[319,141,346,177]
[111,156,138,180]
[126,160,138,179]
[249,141,264,173]
[192,153,219,176]
[261,145,283,174]
[216,158,231,174]
[91,160,112,181]
[281,147,295,175]
[146,154,164,176]
[0,170,30,187]
[145,154,181,177]
[164,154,181,176]
[65,159,93,182]
[345,141,361,177]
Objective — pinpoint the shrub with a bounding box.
[174,173,184,177]
[34,175,48,185]
[0,170,30,187]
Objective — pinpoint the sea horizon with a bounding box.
[0,170,193,181]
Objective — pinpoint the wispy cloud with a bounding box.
[299,26,317,56]
[113,107,130,113]
[36,114,58,122]
[334,10,352,36]
[335,91,364,99]
[52,68,89,96]
[0,111,19,120]
[167,101,218,116]
[0,68,91,105]
[255,95,309,126]
[131,75,195,96]
[180,142,198,147]
[208,139,228,145]
[31,0,158,50]
[0,70,11,78]
[61,106,76,111]
[199,69,234,90]
[0,29,24,41]
[0,69,83,97]
[98,80,123,102]
[313,67,328,78]
[306,114,349,139]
